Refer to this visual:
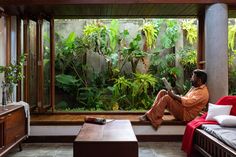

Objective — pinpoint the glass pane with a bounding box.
[43,20,51,108]
[28,20,37,108]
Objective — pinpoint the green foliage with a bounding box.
[141,22,159,49]
[178,47,197,66]
[182,19,197,44]
[112,74,156,110]
[229,69,236,95]
[132,73,157,99]
[0,54,26,84]
[56,101,69,110]
[161,20,180,49]
[149,51,181,91]
[228,24,236,53]
[228,24,236,66]
[56,74,80,92]
[83,22,110,55]
[122,34,146,72]
[53,19,200,111]
[55,32,86,74]
[109,20,120,52]
[76,87,104,110]
[113,76,131,97]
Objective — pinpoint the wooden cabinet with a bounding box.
[0,105,27,157]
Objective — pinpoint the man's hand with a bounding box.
[167,90,182,102]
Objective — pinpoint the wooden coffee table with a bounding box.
[73,120,138,157]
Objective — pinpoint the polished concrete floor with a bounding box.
[6,142,186,157]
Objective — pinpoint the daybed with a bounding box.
[182,96,236,157]
[193,124,236,157]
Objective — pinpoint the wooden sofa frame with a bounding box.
[193,128,236,157]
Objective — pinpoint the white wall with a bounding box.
[0,16,6,103]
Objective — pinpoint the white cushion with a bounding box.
[213,115,236,127]
[205,103,232,121]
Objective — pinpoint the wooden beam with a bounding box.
[0,0,218,5]
[197,13,205,69]
[16,17,22,101]
[50,16,55,112]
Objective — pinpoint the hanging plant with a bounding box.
[228,23,236,66]
[182,19,197,45]
[160,20,180,49]
[141,22,158,49]
[228,24,236,52]
[83,21,109,55]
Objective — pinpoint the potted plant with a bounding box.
[0,54,25,102]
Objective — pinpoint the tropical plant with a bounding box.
[112,73,157,110]
[0,54,26,102]
[228,23,236,66]
[109,19,120,52]
[0,54,25,85]
[160,20,180,49]
[229,68,236,95]
[83,21,110,55]
[182,19,198,45]
[131,73,157,109]
[122,34,146,72]
[55,74,80,93]
[141,22,159,49]
[149,51,181,91]
[178,47,197,67]
[113,76,132,97]
[76,87,103,110]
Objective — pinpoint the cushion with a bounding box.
[215,96,236,115]
[205,103,232,121]
[213,115,236,127]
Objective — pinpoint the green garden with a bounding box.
[43,19,236,111]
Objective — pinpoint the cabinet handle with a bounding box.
[0,117,4,120]
[7,114,12,117]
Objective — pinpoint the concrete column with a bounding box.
[205,3,228,103]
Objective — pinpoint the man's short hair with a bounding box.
[193,69,207,84]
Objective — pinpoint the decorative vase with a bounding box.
[1,81,8,110]
[6,83,15,103]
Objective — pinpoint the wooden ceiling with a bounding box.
[0,0,236,18]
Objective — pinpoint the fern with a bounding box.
[228,24,236,52]
[141,22,159,49]
[228,22,236,66]
[182,19,197,45]
[132,73,157,97]
[113,76,131,97]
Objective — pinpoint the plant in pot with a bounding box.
[0,55,25,103]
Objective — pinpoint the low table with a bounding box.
[73,120,138,157]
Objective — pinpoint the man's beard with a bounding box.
[191,80,197,87]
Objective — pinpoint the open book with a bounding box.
[162,77,172,91]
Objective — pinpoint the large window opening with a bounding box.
[52,18,198,112]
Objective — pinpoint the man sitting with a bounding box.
[139,69,209,129]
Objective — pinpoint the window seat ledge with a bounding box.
[30,114,187,126]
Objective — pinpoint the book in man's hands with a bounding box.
[162,77,172,91]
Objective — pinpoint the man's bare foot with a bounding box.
[139,114,149,121]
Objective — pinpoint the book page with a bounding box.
[162,77,172,91]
